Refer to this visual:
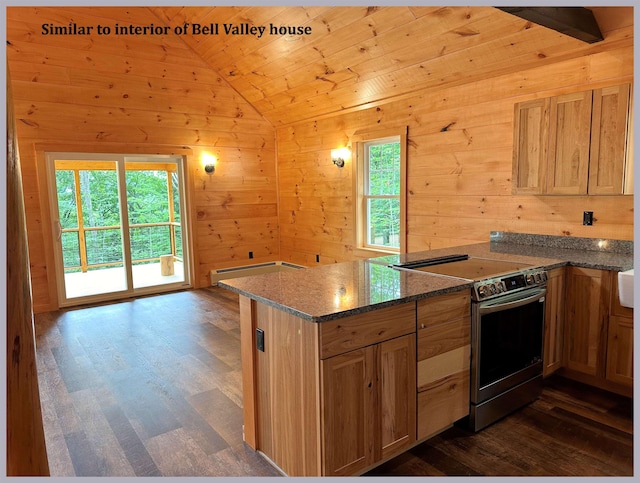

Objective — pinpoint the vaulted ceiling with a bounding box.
[148,6,632,126]
[8,6,634,128]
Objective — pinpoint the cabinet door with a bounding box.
[589,84,631,195]
[564,267,611,377]
[321,346,375,476]
[321,334,416,476]
[378,334,416,461]
[611,270,634,319]
[607,273,632,387]
[512,98,549,194]
[543,267,565,376]
[547,91,593,195]
[606,315,633,386]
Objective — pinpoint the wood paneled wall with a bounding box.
[6,7,278,312]
[6,7,635,311]
[6,65,50,476]
[276,43,633,264]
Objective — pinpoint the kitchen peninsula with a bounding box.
[218,234,633,476]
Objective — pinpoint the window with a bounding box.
[364,137,400,249]
[353,127,407,254]
[46,152,191,306]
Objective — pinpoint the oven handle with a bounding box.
[478,287,546,315]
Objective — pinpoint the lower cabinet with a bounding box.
[378,335,417,460]
[321,333,416,476]
[606,272,634,386]
[606,315,634,386]
[416,291,471,439]
[240,290,481,476]
[242,298,419,476]
[543,267,565,376]
[562,267,633,396]
[564,266,610,377]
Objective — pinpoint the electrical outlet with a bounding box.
[316,254,320,263]
[583,211,594,226]
[249,251,254,259]
[256,328,264,352]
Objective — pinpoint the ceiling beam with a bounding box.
[496,7,604,43]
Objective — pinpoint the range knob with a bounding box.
[525,273,535,285]
[534,272,541,283]
[477,285,489,298]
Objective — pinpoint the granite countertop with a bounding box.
[218,234,633,323]
[488,232,633,272]
[218,259,474,322]
[487,242,633,272]
[367,242,563,269]
[369,239,634,273]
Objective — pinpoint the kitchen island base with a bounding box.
[238,291,473,476]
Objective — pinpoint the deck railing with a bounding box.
[61,221,182,272]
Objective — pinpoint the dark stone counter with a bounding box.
[219,233,633,322]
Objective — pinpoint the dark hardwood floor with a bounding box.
[367,375,633,477]
[34,287,280,477]
[34,287,633,477]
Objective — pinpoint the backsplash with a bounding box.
[490,232,634,255]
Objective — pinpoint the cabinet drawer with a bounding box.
[417,291,470,329]
[417,316,470,362]
[319,302,415,359]
[417,369,470,440]
[417,344,470,392]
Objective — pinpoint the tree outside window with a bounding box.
[353,127,406,254]
[364,137,401,250]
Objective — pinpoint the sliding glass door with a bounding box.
[125,160,187,290]
[53,159,128,299]
[47,153,191,307]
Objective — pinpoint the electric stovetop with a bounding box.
[392,254,535,281]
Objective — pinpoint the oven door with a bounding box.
[471,287,545,404]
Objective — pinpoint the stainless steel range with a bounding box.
[392,254,548,431]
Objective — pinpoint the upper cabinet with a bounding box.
[512,98,550,194]
[547,91,593,195]
[512,84,632,195]
[589,84,632,195]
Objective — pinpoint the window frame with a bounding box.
[352,127,407,255]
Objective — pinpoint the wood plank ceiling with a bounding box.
[147,6,633,126]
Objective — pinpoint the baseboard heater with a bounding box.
[210,261,305,285]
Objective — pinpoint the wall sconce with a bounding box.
[202,152,217,174]
[331,147,350,168]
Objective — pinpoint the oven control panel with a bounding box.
[473,268,548,301]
